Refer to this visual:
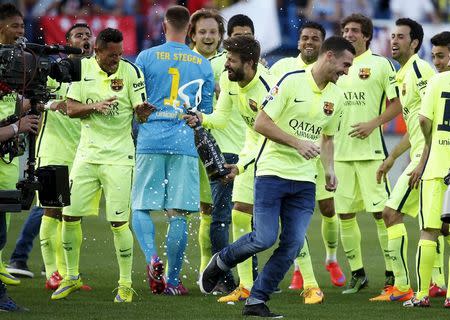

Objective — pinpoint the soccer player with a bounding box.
[208,14,262,297]
[335,13,402,294]
[369,18,435,302]
[271,21,346,299]
[37,23,94,291]
[189,9,245,283]
[0,110,38,312]
[51,28,151,302]
[403,47,450,309]
[131,5,214,295]
[199,36,354,318]
[184,34,275,303]
[0,2,27,286]
[428,31,450,297]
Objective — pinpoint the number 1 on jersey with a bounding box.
[439,92,450,132]
[164,67,181,107]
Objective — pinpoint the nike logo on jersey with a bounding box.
[119,248,131,253]
[294,98,305,103]
[115,210,125,215]
[228,92,237,96]
[84,77,95,81]
[372,200,383,206]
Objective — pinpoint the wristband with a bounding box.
[10,123,18,136]
[44,101,52,110]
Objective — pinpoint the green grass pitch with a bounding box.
[3,209,449,319]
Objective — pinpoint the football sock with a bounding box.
[62,219,82,278]
[112,222,133,287]
[166,216,188,286]
[232,209,253,290]
[296,237,318,289]
[416,239,437,299]
[340,217,363,271]
[131,209,156,263]
[375,218,392,272]
[387,223,410,292]
[198,213,212,272]
[431,235,445,287]
[55,219,66,278]
[321,215,339,262]
[40,215,59,279]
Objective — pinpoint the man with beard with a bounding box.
[271,21,346,303]
[36,23,95,291]
[199,36,354,318]
[184,35,275,303]
[370,18,435,303]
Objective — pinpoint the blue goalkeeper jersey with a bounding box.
[135,41,214,157]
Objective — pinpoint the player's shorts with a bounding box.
[334,160,390,214]
[63,161,133,222]
[419,178,446,230]
[316,160,335,201]
[385,161,419,217]
[199,160,212,204]
[0,158,19,190]
[36,157,73,208]
[132,153,199,212]
[232,162,254,205]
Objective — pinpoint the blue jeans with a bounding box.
[210,153,238,255]
[219,176,315,302]
[10,206,43,263]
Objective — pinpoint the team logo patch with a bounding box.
[111,79,124,92]
[359,68,371,79]
[248,99,258,112]
[262,85,279,108]
[323,101,334,116]
[402,83,406,96]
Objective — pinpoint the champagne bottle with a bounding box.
[178,79,230,180]
[441,169,450,223]
[187,110,230,179]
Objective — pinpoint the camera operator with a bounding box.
[6,23,94,290]
[0,2,31,312]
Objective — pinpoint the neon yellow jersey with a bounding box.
[36,79,81,163]
[420,71,450,180]
[203,67,275,169]
[0,94,19,167]
[396,54,435,161]
[208,50,246,154]
[270,54,308,77]
[335,49,399,161]
[256,67,344,182]
[66,57,146,166]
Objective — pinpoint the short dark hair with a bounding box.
[341,14,373,48]
[227,14,254,37]
[320,36,356,56]
[189,8,225,49]
[95,28,123,49]
[431,31,450,48]
[165,5,190,31]
[299,21,326,40]
[65,23,91,41]
[0,3,23,21]
[395,18,424,53]
[223,35,260,70]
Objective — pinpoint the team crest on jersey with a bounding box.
[359,68,371,79]
[248,99,258,112]
[402,83,406,96]
[111,79,124,92]
[323,101,334,116]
